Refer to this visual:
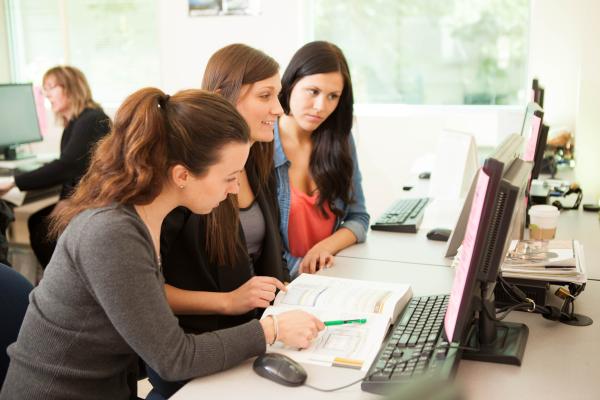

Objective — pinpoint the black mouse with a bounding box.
[253,353,307,387]
[418,171,431,180]
[427,228,451,241]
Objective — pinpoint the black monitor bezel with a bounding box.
[445,158,504,343]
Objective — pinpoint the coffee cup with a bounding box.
[528,205,560,240]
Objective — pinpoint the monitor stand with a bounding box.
[462,321,528,366]
[461,282,529,366]
[2,145,35,161]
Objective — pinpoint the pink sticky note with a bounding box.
[33,85,48,136]
[523,115,541,162]
[444,170,489,343]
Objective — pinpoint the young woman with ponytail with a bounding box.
[147,43,291,399]
[0,88,323,400]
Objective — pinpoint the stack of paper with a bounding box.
[501,240,586,284]
[0,177,26,206]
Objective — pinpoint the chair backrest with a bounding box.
[0,200,15,266]
[0,263,33,388]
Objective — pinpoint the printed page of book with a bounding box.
[273,274,412,323]
[263,306,390,372]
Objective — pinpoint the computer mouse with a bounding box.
[418,171,431,180]
[253,353,307,387]
[427,228,451,241]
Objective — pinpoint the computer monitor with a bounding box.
[520,102,543,145]
[532,78,544,108]
[530,123,549,180]
[445,156,531,365]
[0,83,43,160]
[445,133,524,258]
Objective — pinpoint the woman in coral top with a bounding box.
[274,41,370,278]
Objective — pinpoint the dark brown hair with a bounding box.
[279,41,355,217]
[43,65,100,125]
[201,43,279,265]
[50,88,250,265]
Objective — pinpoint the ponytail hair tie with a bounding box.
[158,94,170,109]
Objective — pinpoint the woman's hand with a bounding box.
[299,245,334,274]
[260,310,325,349]
[223,276,286,315]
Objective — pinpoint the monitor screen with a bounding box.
[445,133,524,258]
[444,166,494,343]
[519,102,543,152]
[444,157,530,364]
[443,158,505,343]
[0,83,43,156]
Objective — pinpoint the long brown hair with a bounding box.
[279,41,355,217]
[201,43,279,265]
[43,65,100,125]
[50,88,250,254]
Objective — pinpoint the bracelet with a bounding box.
[269,314,279,345]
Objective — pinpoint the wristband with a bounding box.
[269,314,279,345]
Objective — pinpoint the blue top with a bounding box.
[273,121,370,278]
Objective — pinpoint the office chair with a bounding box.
[0,200,15,266]
[0,263,33,388]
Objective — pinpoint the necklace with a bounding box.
[138,205,162,271]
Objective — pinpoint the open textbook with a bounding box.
[262,274,412,372]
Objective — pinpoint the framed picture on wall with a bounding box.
[188,0,221,16]
[188,0,260,16]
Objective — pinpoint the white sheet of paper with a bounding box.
[0,177,26,206]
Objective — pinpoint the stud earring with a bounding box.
[179,185,184,189]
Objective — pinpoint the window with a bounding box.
[5,0,159,106]
[310,0,530,105]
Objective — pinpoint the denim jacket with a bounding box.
[273,121,370,278]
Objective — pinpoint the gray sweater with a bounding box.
[0,204,266,400]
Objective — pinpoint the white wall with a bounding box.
[0,0,11,82]
[572,0,600,201]
[158,0,305,93]
[529,0,600,201]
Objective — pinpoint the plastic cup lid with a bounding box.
[528,204,560,217]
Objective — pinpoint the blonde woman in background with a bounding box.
[0,66,110,269]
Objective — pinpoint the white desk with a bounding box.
[340,199,600,280]
[337,229,453,267]
[172,257,600,400]
[556,207,600,280]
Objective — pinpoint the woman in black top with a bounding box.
[0,66,110,268]
[148,44,288,398]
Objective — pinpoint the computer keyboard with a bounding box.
[371,197,430,233]
[361,294,459,395]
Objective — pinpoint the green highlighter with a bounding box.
[324,318,367,326]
